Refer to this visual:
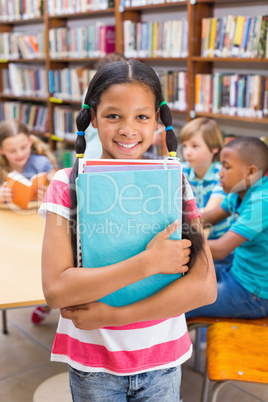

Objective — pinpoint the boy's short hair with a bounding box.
[179,118,223,161]
[224,136,268,176]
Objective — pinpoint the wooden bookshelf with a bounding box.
[187,0,268,123]
[0,0,268,157]
[0,18,44,26]
[123,1,187,12]
[194,112,268,125]
[48,9,115,20]
[192,57,268,63]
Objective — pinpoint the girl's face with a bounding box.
[91,82,159,160]
[182,131,218,170]
[0,133,32,171]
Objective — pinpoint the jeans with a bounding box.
[69,365,181,402]
[187,266,268,319]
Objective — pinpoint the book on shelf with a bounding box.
[53,106,79,141]
[0,0,43,21]
[195,73,268,119]
[49,24,115,59]
[0,101,49,132]
[201,14,268,59]
[47,0,114,15]
[123,18,188,59]
[156,70,187,111]
[49,66,96,101]
[6,171,47,210]
[76,158,182,307]
[2,63,48,97]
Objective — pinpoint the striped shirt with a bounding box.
[39,168,200,375]
[182,162,233,239]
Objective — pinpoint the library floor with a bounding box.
[1,307,268,402]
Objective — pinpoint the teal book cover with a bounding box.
[76,167,182,307]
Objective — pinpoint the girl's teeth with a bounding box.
[117,142,138,149]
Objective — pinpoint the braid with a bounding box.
[159,101,178,154]
[69,102,91,265]
[159,100,205,270]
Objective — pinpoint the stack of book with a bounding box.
[47,0,114,15]
[0,0,43,21]
[76,158,182,306]
[49,67,97,101]
[2,64,48,98]
[0,32,45,60]
[201,15,268,58]
[123,19,188,58]
[195,73,268,118]
[0,102,49,132]
[49,24,115,59]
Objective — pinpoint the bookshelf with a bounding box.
[0,0,267,160]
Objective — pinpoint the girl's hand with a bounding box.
[0,182,13,203]
[37,185,47,201]
[60,302,116,331]
[146,220,191,275]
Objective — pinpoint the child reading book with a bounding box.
[40,59,216,401]
[0,119,56,324]
[187,136,268,320]
[0,120,56,204]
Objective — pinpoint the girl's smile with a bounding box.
[91,82,159,160]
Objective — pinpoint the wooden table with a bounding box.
[0,204,46,333]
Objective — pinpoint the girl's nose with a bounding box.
[119,122,137,137]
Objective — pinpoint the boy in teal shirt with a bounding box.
[187,136,268,318]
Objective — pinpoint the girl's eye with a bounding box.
[137,115,149,120]
[107,114,119,119]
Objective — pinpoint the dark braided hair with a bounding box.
[70,59,205,268]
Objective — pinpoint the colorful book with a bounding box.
[76,159,182,307]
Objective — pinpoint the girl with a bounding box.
[0,119,56,325]
[40,59,216,401]
[180,117,233,241]
[0,120,56,203]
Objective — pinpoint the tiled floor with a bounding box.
[1,307,267,402]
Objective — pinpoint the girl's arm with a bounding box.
[61,218,217,330]
[42,211,191,309]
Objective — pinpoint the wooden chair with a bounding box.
[186,316,268,372]
[201,322,268,402]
